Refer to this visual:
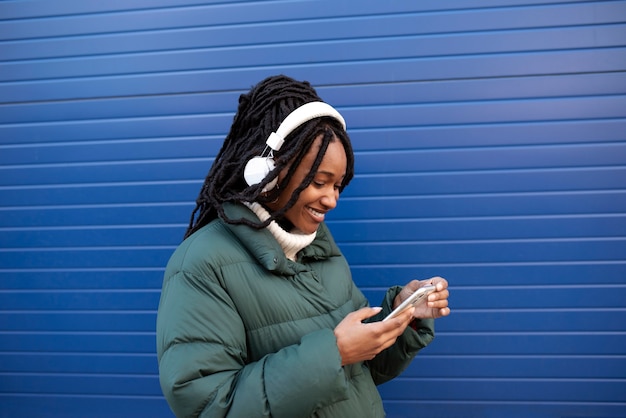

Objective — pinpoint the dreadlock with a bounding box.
[184,75,355,239]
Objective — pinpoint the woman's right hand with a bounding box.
[333,306,415,366]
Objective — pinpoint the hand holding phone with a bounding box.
[383,285,436,322]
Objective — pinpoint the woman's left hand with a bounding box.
[394,276,450,319]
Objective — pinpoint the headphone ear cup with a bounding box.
[243,156,278,191]
[242,102,344,194]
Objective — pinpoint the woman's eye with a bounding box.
[312,179,340,190]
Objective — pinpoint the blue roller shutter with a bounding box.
[1,1,625,417]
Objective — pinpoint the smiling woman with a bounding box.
[181,75,356,238]
[265,137,347,235]
[155,74,450,418]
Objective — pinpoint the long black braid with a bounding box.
[184,75,355,239]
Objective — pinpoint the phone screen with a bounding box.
[383,285,435,322]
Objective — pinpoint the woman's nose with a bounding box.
[321,188,339,209]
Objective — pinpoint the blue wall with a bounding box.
[1,1,625,417]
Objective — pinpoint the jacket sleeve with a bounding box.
[365,286,435,385]
[156,268,350,418]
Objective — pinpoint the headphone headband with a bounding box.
[243,100,346,191]
[266,101,346,151]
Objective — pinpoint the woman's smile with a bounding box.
[267,135,347,234]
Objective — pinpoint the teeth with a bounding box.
[308,207,324,218]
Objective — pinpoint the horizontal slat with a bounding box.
[0,240,623,268]
[0,159,213,187]
[4,263,621,291]
[0,374,161,396]
[331,215,626,242]
[355,142,626,174]
[346,96,626,130]
[0,333,155,353]
[363,285,626,310]
[383,402,626,418]
[0,136,222,163]
[2,309,623,333]
[0,271,164,290]
[5,353,624,380]
[3,142,625,187]
[323,72,626,110]
[344,167,626,198]
[378,378,626,402]
[423,334,626,356]
[3,1,622,61]
[3,396,621,418]
[0,204,193,228]
[1,167,624,206]
[0,264,624,295]
[2,47,625,103]
[0,332,623,356]
[0,312,157,332]
[0,95,239,125]
[2,73,626,127]
[0,353,157,374]
[3,374,622,402]
[350,118,626,152]
[350,263,626,287]
[0,114,232,145]
[436,310,626,333]
[334,190,626,220]
[4,24,625,82]
[0,191,622,228]
[4,141,626,188]
[343,239,626,264]
[0,395,170,418]
[1,215,624,248]
[0,0,600,40]
[0,226,183,248]
[1,2,336,41]
[404,355,626,379]
[3,96,625,145]
[0,183,200,206]
[0,290,161,310]
[3,118,625,163]
[1,283,623,312]
[0,0,227,22]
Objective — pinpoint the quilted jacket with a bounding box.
[156,202,435,417]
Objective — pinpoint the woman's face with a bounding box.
[267,135,347,234]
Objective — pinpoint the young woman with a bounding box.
[156,75,450,418]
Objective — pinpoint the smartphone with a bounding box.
[383,285,436,322]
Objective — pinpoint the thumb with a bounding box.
[351,306,383,322]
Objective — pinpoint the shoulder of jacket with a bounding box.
[164,219,248,279]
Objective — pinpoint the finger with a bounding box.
[439,307,451,317]
[378,306,414,330]
[389,307,415,329]
[351,306,383,322]
[427,296,449,309]
[428,289,449,302]
[401,280,421,294]
[430,276,448,291]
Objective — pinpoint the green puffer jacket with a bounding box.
[156,203,435,418]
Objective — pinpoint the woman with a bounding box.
[156,75,450,418]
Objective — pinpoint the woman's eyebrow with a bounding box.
[316,170,346,181]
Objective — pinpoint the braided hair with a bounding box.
[184,75,355,239]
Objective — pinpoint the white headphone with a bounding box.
[243,101,346,192]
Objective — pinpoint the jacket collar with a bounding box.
[221,202,341,274]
